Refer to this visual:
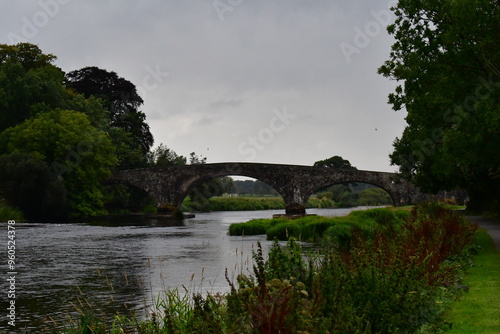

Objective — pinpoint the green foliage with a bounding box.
[0,43,169,217]
[228,218,284,236]
[445,229,500,333]
[102,184,156,214]
[230,179,280,196]
[0,109,117,217]
[350,207,401,226]
[379,0,500,213]
[306,195,336,208]
[209,197,285,212]
[0,43,67,132]
[0,201,24,222]
[265,239,311,283]
[0,152,68,220]
[326,184,357,207]
[298,217,337,242]
[357,187,392,206]
[229,207,407,246]
[66,66,154,166]
[314,155,357,170]
[148,143,187,166]
[266,221,302,241]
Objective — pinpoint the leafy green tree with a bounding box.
[0,43,67,132]
[233,180,255,195]
[0,43,56,68]
[0,109,117,217]
[326,184,358,207]
[66,66,154,168]
[358,188,393,206]
[314,156,357,170]
[148,143,187,166]
[0,152,68,220]
[253,180,279,196]
[378,0,500,212]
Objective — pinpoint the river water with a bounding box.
[1,207,371,332]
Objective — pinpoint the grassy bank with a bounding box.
[445,228,500,333]
[229,207,411,243]
[62,204,480,333]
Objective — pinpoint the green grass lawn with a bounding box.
[445,229,500,333]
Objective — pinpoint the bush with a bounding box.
[323,222,357,250]
[357,187,393,206]
[0,152,68,220]
[350,207,398,225]
[0,202,23,222]
[266,221,302,240]
[300,218,336,242]
[228,218,288,236]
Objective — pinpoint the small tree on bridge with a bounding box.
[314,156,357,170]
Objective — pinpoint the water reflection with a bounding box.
[1,207,372,331]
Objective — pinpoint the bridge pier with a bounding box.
[285,203,306,215]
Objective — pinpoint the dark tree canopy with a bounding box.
[0,152,68,220]
[66,66,154,158]
[314,156,357,170]
[378,0,500,212]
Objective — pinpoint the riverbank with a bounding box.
[62,204,478,333]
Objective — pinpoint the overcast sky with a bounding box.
[1,0,407,172]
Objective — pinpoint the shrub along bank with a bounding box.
[229,207,411,244]
[65,204,479,333]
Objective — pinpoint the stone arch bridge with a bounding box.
[110,162,428,215]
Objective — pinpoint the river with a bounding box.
[1,207,373,332]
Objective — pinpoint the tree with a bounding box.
[314,156,357,170]
[0,43,56,69]
[0,43,67,132]
[66,66,154,167]
[0,109,117,217]
[378,0,500,212]
[358,188,392,206]
[253,180,279,196]
[0,152,68,220]
[148,143,187,166]
[189,152,207,165]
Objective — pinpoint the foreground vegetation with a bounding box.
[63,203,482,333]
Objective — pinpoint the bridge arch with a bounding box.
[297,169,401,208]
[307,181,396,207]
[178,174,284,209]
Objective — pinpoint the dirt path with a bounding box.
[467,216,500,252]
